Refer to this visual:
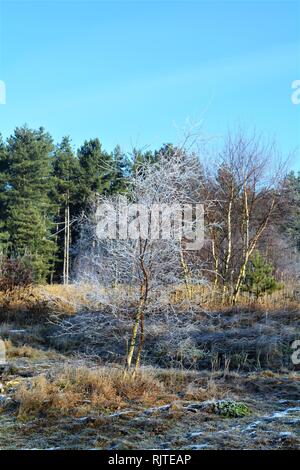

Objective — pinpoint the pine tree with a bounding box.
[284,171,300,251]
[131,148,155,174]
[3,126,56,282]
[0,135,9,254]
[77,138,114,205]
[242,251,282,298]
[110,145,130,194]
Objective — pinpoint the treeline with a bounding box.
[0,126,131,283]
[0,125,299,291]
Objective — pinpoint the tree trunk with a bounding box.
[66,202,70,284]
[134,311,145,375]
[63,195,70,285]
[180,245,193,300]
[125,289,146,373]
[222,188,234,301]
[211,233,219,291]
[243,181,250,255]
[232,198,275,303]
[125,244,148,375]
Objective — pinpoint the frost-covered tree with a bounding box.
[74,145,211,374]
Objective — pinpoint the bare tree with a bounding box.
[73,146,210,374]
[203,130,287,303]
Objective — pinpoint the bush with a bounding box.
[0,256,33,293]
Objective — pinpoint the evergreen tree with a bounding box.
[131,147,156,174]
[3,126,56,282]
[77,138,114,205]
[154,143,177,161]
[242,251,282,298]
[52,138,127,281]
[284,171,300,251]
[0,135,9,253]
[110,145,130,194]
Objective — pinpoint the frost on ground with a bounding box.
[0,304,299,450]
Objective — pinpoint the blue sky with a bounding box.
[0,0,299,170]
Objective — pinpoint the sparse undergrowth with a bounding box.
[11,364,229,420]
[0,286,299,449]
[0,345,299,450]
[4,340,55,360]
[14,366,170,419]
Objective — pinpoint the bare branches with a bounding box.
[69,142,211,372]
[53,128,294,372]
[203,129,290,302]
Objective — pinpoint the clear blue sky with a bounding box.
[0,0,299,170]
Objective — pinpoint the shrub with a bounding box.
[0,256,33,293]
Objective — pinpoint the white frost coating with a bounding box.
[0,340,6,365]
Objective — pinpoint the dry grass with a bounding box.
[1,282,299,320]
[4,339,59,361]
[12,364,230,419]
[169,283,300,310]
[5,339,42,359]
[14,366,170,418]
[184,380,227,401]
[154,368,228,399]
[40,284,96,314]
[0,284,92,318]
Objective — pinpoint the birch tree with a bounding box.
[204,130,287,303]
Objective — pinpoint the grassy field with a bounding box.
[0,284,299,449]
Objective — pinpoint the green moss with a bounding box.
[203,400,251,418]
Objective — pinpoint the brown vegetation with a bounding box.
[14,366,169,418]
